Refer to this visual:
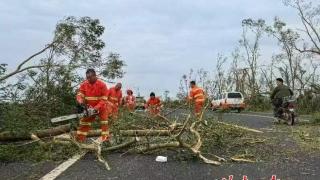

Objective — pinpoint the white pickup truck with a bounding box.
[211,92,246,112]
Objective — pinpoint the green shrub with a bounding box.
[311,112,320,124]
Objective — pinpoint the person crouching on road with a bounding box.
[188,81,206,117]
[145,92,162,116]
[76,69,110,143]
[107,83,123,122]
[124,89,136,112]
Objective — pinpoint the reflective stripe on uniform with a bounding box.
[100,121,108,125]
[101,131,109,135]
[195,99,205,103]
[101,96,108,101]
[79,121,92,126]
[109,97,118,101]
[194,93,204,98]
[76,131,88,136]
[85,96,100,101]
[109,97,119,103]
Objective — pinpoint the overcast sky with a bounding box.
[0,0,303,97]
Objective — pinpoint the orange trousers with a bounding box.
[194,101,204,116]
[108,104,119,120]
[76,108,109,142]
[148,107,161,116]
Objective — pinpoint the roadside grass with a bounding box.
[311,112,320,124]
[291,125,320,151]
[0,142,78,162]
[274,122,320,153]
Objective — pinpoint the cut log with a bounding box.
[134,141,180,153]
[104,137,139,152]
[120,129,178,136]
[0,124,71,141]
[82,129,178,137]
[0,126,177,142]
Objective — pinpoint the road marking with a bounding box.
[40,151,87,180]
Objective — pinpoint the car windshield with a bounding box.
[227,93,242,98]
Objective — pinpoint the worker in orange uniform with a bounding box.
[76,69,109,143]
[107,83,122,121]
[145,92,162,116]
[124,89,136,112]
[188,81,206,117]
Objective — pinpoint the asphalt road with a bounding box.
[1,111,319,180]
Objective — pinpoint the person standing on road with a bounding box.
[270,78,294,117]
[188,81,206,117]
[76,69,110,143]
[145,92,162,116]
[124,89,136,112]
[107,83,123,121]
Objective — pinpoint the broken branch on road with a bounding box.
[0,110,268,169]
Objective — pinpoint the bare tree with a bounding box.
[260,57,276,92]
[284,0,320,55]
[239,19,265,97]
[265,17,301,90]
[214,54,227,95]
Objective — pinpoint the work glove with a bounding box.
[87,107,98,117]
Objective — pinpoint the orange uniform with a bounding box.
[107,87,122,119]
[188,86,206,116]
[76,79,109,142]
[145,97,162,115]
[124,95,136,112]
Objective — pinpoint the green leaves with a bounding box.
[101,53,126,79]
[53,16,105,67]
[242,18,266,28]
[0,64,7,77]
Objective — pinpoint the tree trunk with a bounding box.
[0,124,71,141]
[0,125,178,142]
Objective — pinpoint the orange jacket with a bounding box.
[188,86,205,103]
[107,87,122,107]
[125,95,136,105]
[145,97,161,108]
[76,79,108,110]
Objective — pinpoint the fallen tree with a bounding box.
[0,126,179,141]
[0,109,267,170]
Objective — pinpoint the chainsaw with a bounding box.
[51,104,98,124]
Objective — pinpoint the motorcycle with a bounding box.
[276,97,298,125]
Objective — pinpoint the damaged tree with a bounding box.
[0,107,265,170]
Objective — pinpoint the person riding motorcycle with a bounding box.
[270,78,294,117]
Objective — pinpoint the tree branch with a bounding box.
[1,65,45,82]
[0,44,53,82]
